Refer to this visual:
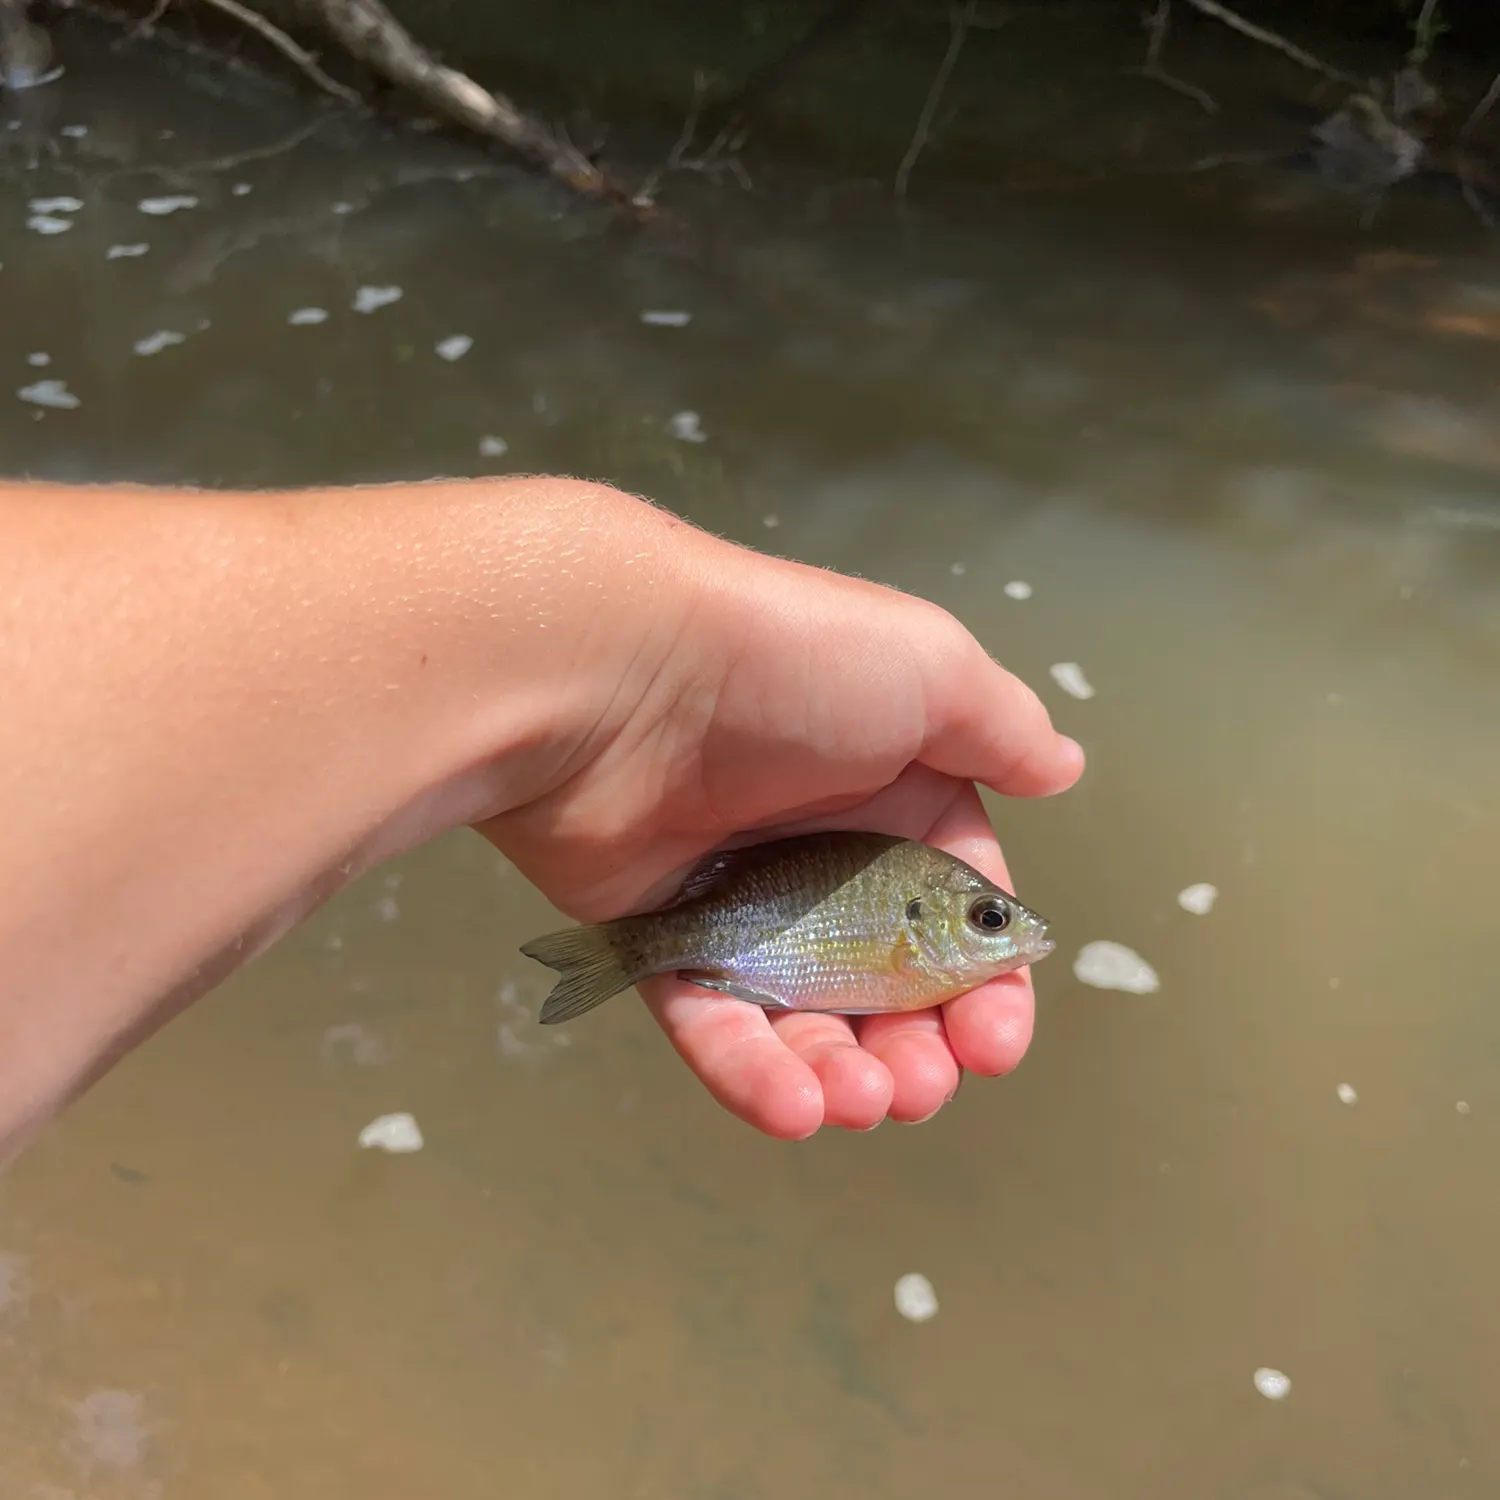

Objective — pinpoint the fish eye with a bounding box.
[906,898,924,922]
[968,897,1010,933]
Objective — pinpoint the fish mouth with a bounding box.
[1031,928,1056,958]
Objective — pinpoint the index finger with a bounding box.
[919,628,1086,799]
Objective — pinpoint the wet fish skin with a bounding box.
[520,830,1054,1025]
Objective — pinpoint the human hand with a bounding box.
[478,519,1082,1139]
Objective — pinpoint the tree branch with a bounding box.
[896,0,975,202]
[291,0,633,204]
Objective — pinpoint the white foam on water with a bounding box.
[1336,1083,1358,1105]
[374,895,399,923]
[61,124,89,138]
[106,243,150,259]
[25,352,49,367]
[1003,579,1033,599]
[1073,940,1159,994]
[1177,882,1218,915]
[640,309,692,327]
[287,307,328,325]
[1253,1367,1291,1400]
[894,1272,938,1322]
[358,1112,423,1153]
[70,1389,148,1467]
[762,513,780,529]
[669,410,707,442]
[435,334,473,361]
[231,182,252,196]
[137,194,198,215]
[26,215,73,235]
[352,284,402,313]
[479,435,509,457]
[29,196,83,214]
[1456,1100,1471,1115]
[17,379,78,409]
[1050,661,1095,699]
[132,330,185,356]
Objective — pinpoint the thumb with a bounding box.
[919,632,1085,798]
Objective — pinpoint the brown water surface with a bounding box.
[3,18,1499,1499]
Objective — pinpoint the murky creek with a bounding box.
[3,15,1499,1499]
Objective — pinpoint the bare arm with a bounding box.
[0,476,1082,1158]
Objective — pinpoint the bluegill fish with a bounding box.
[520,830,1054,1025]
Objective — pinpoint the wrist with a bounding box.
[285,474,704,829]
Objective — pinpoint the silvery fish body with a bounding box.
[520,830,1054,1025]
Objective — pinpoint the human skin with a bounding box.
[0,475,1083,1161]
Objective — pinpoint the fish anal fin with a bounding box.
[679,972,791,1010]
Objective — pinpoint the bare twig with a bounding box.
[1179,0,1361,90]
[177,114,334,173]
[128,0,172,39]
[895,0,975,202]
[633,70,707,204]
[704,0,888,152]
[1459,70,1500,141]
[1454,70,1500,228]
[1176,148,1282,172]
[197,0,361,104]
[1123,0,1217,114]
[667,71,709,170]
[1407,0,1442,65]
[633,70,754,205]
[1456,165,1496,228]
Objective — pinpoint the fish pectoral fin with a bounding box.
[667,847,757,907]
[678,972,791,1010]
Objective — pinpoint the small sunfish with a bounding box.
[520,830,1054,1025]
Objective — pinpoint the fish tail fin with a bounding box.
[520,923,642,1025]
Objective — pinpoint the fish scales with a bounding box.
[520,830,1054,1024]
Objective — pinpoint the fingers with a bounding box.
[641,979,824,1141]
[941,976,1035,1075]
[769,1012,893,1130]
[855,1009,961,1122]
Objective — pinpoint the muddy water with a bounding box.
[3,17,1500,1500]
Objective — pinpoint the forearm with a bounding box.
[0,475,685,1155]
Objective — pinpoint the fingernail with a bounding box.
[900,1106,943,1125]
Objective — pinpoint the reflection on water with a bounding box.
[3,15,1499,1500]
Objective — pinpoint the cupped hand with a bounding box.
[479,517,1082,1138]
[642,766,1043,1139]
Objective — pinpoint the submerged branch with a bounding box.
[895,0,975,202]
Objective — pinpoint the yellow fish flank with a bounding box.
[519,830,1055,1025]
